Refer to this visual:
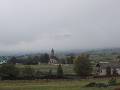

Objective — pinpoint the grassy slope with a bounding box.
[0,80,116,90]
[16,64,75,75]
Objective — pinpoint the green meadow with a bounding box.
[0,64,118,90]
[16,64,75,75]
[0,79,117,90]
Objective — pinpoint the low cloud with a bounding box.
[0,0,120,53]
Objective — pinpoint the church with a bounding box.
[48,48,58,64]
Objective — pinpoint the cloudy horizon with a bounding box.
[0,0,120,53]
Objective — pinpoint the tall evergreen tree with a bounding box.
[57,64,63,78]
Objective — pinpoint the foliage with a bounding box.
[40,53,49,63]
[0,64,19,80]
[8,57,17,64]
[32,56,39,64]
[26,56,38,65]
[22,66,35,79]
[48,69,52,78]
[34,70,42,79]
[8,53,50,65]
[95,83,108,88]
[108,78,117,86]
[85,82,108,88]
[74,54,93,77]
[57,64,63,78]
[85,82,97,87]
[66,56,75,64]
[60,58,66,64]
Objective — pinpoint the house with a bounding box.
[48,48,58,64]
[96,61,120,76]
[0,56,8,64]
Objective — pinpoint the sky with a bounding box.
[0,0,120,53]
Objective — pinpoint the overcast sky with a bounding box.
[0,0,120,53]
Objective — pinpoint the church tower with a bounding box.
[50,48,55,58]
[49,48,58,64]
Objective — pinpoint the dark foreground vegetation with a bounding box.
[0,54,120,80]
[0,64,65,80]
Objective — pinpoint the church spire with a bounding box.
[51,48,54,57]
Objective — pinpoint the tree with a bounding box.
[0,64,19,80]
[22,66,35,79]
[48,69,53,78]
[74,54,92,77]
[57,64,63,78]
[108,78,117,86]
[25,56,38,65]
[34,70,42,79]
[32,56,39,64]
[40,53,49,63]
[60,58,66,64]
[66,56,75,64]
[8,57,17,64]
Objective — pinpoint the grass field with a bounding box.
[0,79,118,90]
[0,64,119,90]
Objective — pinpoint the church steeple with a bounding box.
[49,48,58,64]
[50,48,54,57]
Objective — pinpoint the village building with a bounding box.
[96,61,120,76]
[0,56,8,64]
[48,48,58,64]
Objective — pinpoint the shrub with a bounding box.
[48,69,53,78]
[22,66,35,80]
[85,82,96,87]
[0,64,19,80]
[85,82,108,88]
[57,64,63,78]
[108,78,117,86]
[34,71,42,79]
[96,83,108,88]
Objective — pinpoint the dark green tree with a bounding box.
[40,53,49,63]
[0,64,19,80]
[34,70,42,79]
[8,57,17,64]
[74,54,92,77]
[22,66,35,79]
[25,56,33,65]
[32,56,39,64]
[57,64,63,78]
[66,56,75,64]
[48,69,53,78]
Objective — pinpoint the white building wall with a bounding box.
[0,60,7,64]
[100,69,106,76]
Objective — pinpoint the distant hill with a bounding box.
[86,48,120,55]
